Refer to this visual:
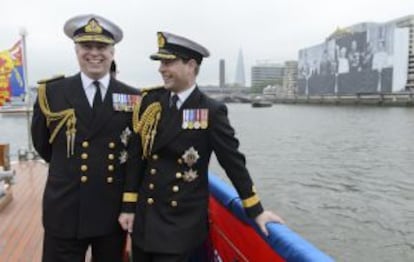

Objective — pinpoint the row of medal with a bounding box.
[112,93,141,112]
[182,109,208,129]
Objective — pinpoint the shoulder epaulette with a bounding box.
[140,85,163,94]
[37,75,65,85]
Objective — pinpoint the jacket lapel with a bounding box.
[152,87,202,152]
[63,74,93,129]
[87,78,118,138]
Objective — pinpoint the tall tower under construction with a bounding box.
[235,49,246,87]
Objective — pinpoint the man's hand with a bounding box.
[118,213,135,233]
[254,210,285,236]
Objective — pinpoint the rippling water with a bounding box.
[1,104,414,261]
[209,104,414,262]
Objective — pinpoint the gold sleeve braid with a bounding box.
[37,83,77,157]
[242,194,260,208]
[132,92,162,159]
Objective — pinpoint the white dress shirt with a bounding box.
[171,84,196,110]
[81,72,110,107]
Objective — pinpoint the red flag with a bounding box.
[0,40,25,106]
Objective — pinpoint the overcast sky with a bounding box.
[2,0,414,88]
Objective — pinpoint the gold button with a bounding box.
[147,198,154,205]
[108,154,115,160]
[177,158,183,164]
[108,165,114,171]
[107,177,114,183]
[150,168,157,175]
[149,183,155,190]
[172,185,179,192]
[108,142,116,149]
[171,201,178,207]
[81,165,88,172]
[176,172,182,179]
[152,154,158,160]
[81,176,88,183]
[81,153,88,160]
[82,141,89,148]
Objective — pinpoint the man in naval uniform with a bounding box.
[31,14,140,262]
[119,32,284,262]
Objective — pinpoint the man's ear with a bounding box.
[188,59,198,69]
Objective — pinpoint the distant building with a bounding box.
[234,49,246,87]
[251,62,284,92]
[397,16,414,90]
[298,14,414,95]
[282,61,298,96]
[219,59,226,88]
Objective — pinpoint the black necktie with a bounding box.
[169,94,179,110]
[92,81,102,108]
[92,81,102,114]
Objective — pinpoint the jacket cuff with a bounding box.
[122,192,138,213]
[244,202,264,218]
[122,202,137,213]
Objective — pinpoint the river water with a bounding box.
[1,104,413,261]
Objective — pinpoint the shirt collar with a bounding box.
[81,72,110,90]
[172,84,196,105]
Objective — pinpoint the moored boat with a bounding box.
[251,96,272,108]
[251,100,273,108]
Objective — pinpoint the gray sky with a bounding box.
[2,0,414,88]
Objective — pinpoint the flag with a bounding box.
[0,40,25,106]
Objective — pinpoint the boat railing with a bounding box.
[208,173,334,262]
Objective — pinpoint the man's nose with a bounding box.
[159,63,165,73]
[89,47,101,54]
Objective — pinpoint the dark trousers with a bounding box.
[132,244,190,262]
[42,231,127,262]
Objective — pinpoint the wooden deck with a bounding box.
[0,160,47,262]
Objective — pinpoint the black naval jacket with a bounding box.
[131,86,264,254]
[31,73,140,238]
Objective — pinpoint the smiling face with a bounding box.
[158,58,197,93]
[75,42,114,79]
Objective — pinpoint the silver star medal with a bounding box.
[183,169,198,182]
[120,127,132,146]
[182,147,199,167]
[119,150,128,164]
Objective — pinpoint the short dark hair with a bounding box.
[181,57,200,76]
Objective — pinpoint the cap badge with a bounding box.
[182,146,199,167]
[85,19,103,34]
[157,32,165,48]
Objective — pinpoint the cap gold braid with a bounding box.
[132,92,161,159]
[37,84,77,157]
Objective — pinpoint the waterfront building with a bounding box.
[251,62,284,93]
[297,14,414,95]
[397,16,414,90]
[282,60,298,96]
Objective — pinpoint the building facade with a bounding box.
[297,14,414,95]
[251,62,284,92]
[282,60,298,96]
